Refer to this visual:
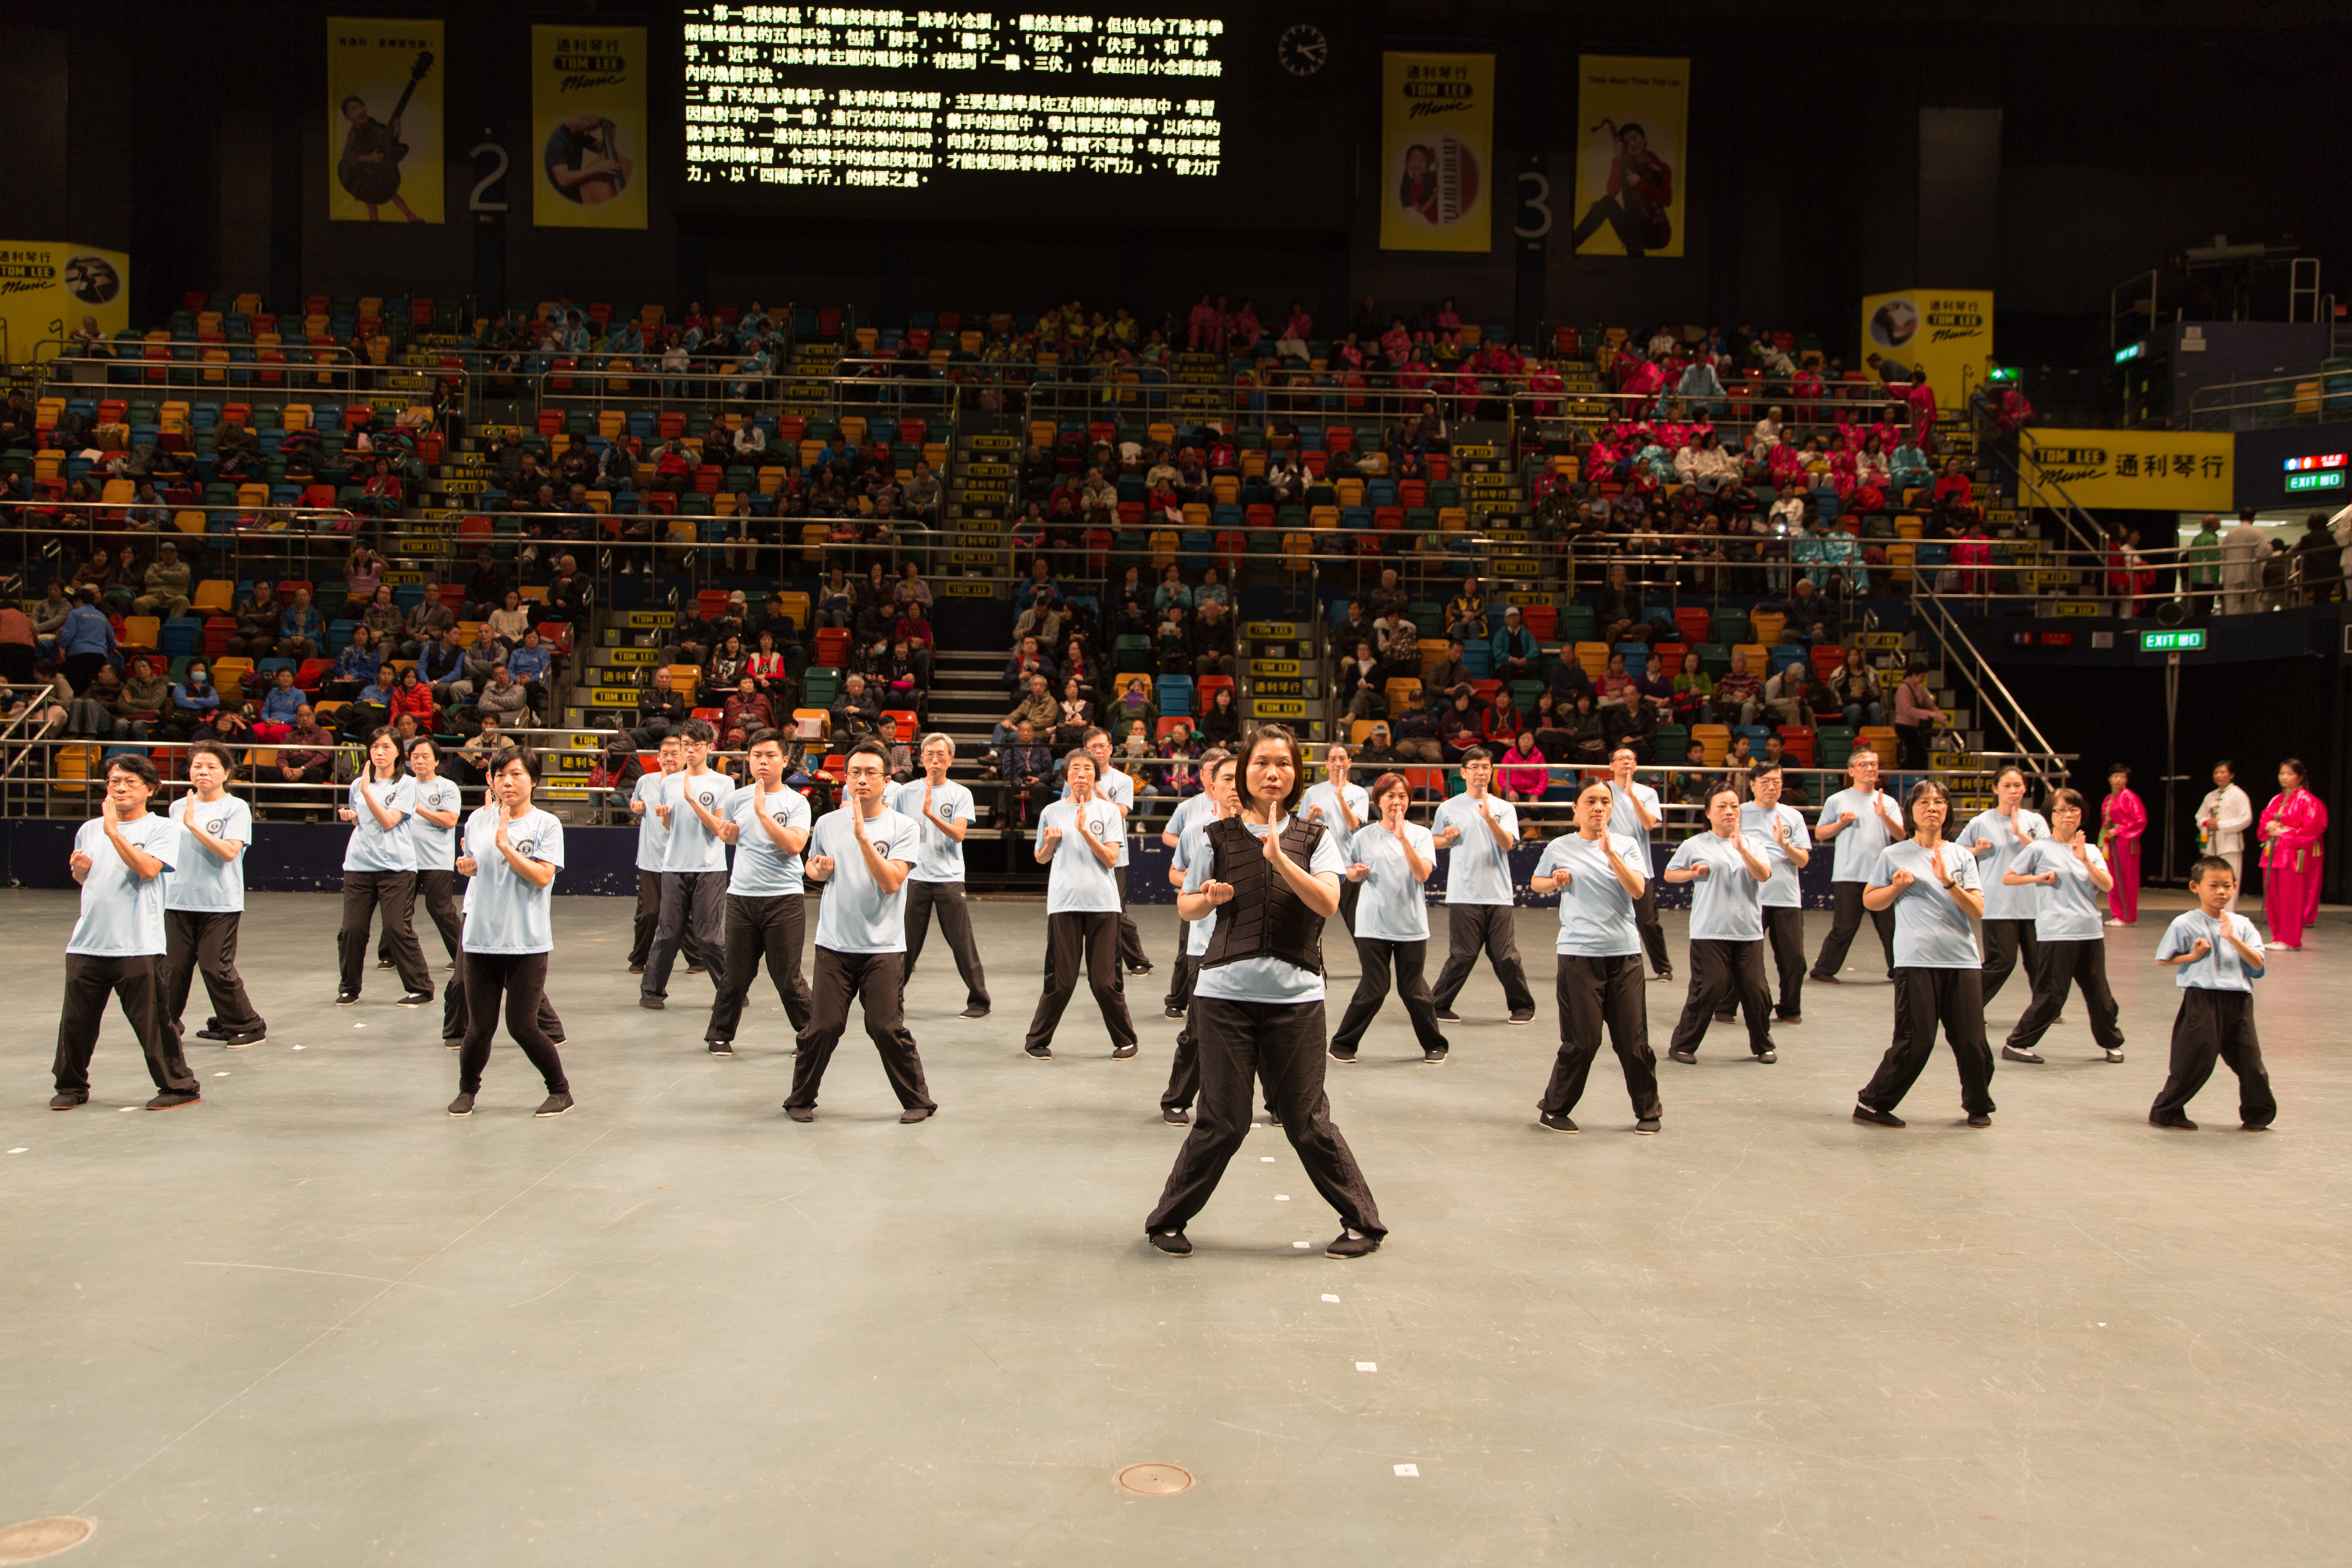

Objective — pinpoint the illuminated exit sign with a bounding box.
[2139,628,2207,653]
[2284,452,2345,493]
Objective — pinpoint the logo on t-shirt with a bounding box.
[205,817,227,835]
[872,839,892,860]
[771,810,790,826]
[512,837,537,858]
[697,790,717,809]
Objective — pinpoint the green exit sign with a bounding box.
[2285,470,2345,493]
[2140,628,2207,653]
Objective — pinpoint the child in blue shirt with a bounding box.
[2148,856,2273,1131]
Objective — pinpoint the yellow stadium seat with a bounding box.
[1692,724,1731,766]
[1748,610,1786,646]
[192,580,234,613]
[1575,641,1611,680]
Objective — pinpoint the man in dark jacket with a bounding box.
[1190,599,1238,679]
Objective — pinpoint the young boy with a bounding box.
[163,738,267,1047]
[783,739,935,1123]
[54,754,203,1110]
[2148,856,2273,1132]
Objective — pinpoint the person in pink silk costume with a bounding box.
[2099,765,2146,926]
[2258,757,2328,950]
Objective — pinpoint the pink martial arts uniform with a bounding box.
[2101,787,2145,925]
[2259,786,2329,948]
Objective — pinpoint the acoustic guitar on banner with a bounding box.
[338,50,435,223]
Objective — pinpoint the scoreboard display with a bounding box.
[676,5,1349,225]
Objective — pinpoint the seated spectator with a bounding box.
[745,630,793,704]
[722,675,776,738]
[327,624,382,701]
[401,587,455,660]
[1338,639,1383,719]
[278,588,324,662]
[1592,564,1650,645]
[1153,604,1189,675]
[29,579,71,659]
[1393,687,1443,762]
[1372,608,1420,683]
[388,666,439,730]
[1490,606,1538,684]
[1423,637,1473,701]
[359,585,404,650]
[997,719,1055,825]
[1153,565,1192,614]
[1673,743,1717,807]
[457,714,507,784]
[1546,654,1593,709]
[250,667,306,740]
[1012,586,1064,652]
[165,661,221,739]
[829,671,884,744]
[461,550,512,621]
[1497,731,1549,804]
[1445,575,1488,644]
[706,632,750,692]
[1715,649,1765,726]
[468,662,532,729]
[130,540,193,618]
[1198,684,1241,747]
[487,589,533,653]
[1004,634,1056,695]
[1105,676,1156,737]
[1366,568,1410,621]
[1192,598,1238,679]
[343,545,386,615]
[1356,721,1399,770]
[1154,722,1201,797]
[1193,566,1232,613]
[1438,688,1484,762]
[269,709,336,818]
[419,624,485,707]
[506,627,554,693]
[1595,651,1638,712]
[109,656,169,741]
[1782,577,1836,642]
[991,672,1058,752]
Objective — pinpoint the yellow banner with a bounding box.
[533,24,648,229]
[1379,53,1493,253]
[1570,57,1687,258]
[0,241,130,359]
[2019,428,2235,512]
[1861,288,1993,409]
[328,18,443,223]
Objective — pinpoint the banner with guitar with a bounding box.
[327,18,444,225]
[1378,52,1494,254]
[532,24,648,230]
[1570,56,1687,259]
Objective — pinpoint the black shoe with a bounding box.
[1422,1048,1447,1064]
[1163,1107,1189,1125]
[708,1040,735,1056]
[195,1025,229,1041]
[1776,1014,1803,1026]
[2149,1113,2198,1131]
[396,991,434,1007]
[2000,1045,2044,1064]
[2242,1121,2271,1131]
[1635,1116,1662,1134]
[686,964,706,975]
[1538,1111,1578,1133]
[2102,1049,2126,1063]
[1651,970,1674,984]
[48,1091,86,1110]
[1325,1230,1381,1259]
[443,1038,463,1051]
[1755,1049,1777,1063]
[1163,1004,1186,1020]
[628,963,646,975]
[1150,1230,1193,1256]
[1024,1044,1052,1060]
[1713,1012,1737,1024]
[1111,1043,1138,1059]
[1667,1047,1697,1064]
[376,959,396,971]
[534,1093,575,1117]
[146,1090,201,1110]
[1810,972,1841,985]
[899,1106,936,1123]
[1129,964,1154,978]
[1967,1113,1991,1127]
[447,1093,474,1117]
[336,992,360,1006]
[1433,1006,1461,1022]
[1853,1105,1906,1127]
[1330,1047,1358,1063]
[224,1029,267,1048]
[785,1105,815,1122]
[639,996,666,1010]
[1507,1010,1535,1025]
[960,1004,991,1020]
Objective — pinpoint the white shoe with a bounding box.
[2104,918,2125,927]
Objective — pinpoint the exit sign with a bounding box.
[2286,470,2345,493]
[2140,628,2207,653]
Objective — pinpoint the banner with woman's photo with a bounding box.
[532,24,648,229]
[1570,56,1687,258]
[327,18,444,224]
[0,242,131,361]
[1378,52,1494,253]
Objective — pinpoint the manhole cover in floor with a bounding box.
[0,1518,94,1564]
[1116,1463,1195,1495]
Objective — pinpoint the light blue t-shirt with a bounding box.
[1432,793,1519,906]
[1173,816,1217,955]
[1056,764,1134,866]
[2156,909,2265,993]
[808,806,917,953]
[1667,831,1771,941]
[2009,837,2111,943]
[1962,808,2049,922]
[1822,786,1904,882]
[343,774,420,873]
[1868,840,1982,969]
[1347,820,1435,942]
[1164,791,1214,850]
[1039,795,1125,915]
[728,784,812,896]
[1606,779,1662,853]
[661,771,737,874]
[164,793,249,913]
[887,777,975,883]
[1739,801,1809,909]
[68,813,180,956]
[1532,832,1645,956]
[407,775,463,873]
[1300,779,1371,837]
[459,806,564,954]
[1189,815,1348,1004]
[631,771,670,871]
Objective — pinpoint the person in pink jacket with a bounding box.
[2099,764,2147,926]
[1496,731,1550,805]
[2258,757,2328,949]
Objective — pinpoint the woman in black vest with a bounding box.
[1145,724,1386,1260]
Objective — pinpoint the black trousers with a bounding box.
[1145,998,1384,1238]
[1541,953,1659,1120]
[2149,988,2274,1126]
[645,870,727,999]
[1633,875,1671,977]
[1337,878,1361,938]
[1025,909,1137,1052]
[1430,904,1536,1014]
[162,909,264,1036]
[1671,938,1774,1056]
[1812,881,1897,980]
[339,871,430,998]
[55,953,199,1096]
[1979,917,2041,1007]
[1117,875,1148,972]
[456,951,569,1095]
[1331,937,1448,1056]
[902,879,989,1009]
[1859,967,1996,1116]
[384,868,460,967]
[1748,905,1806,1020]
[2005,937,2123,1053]
[1165,950,1200,1015]
[443,960,564,1044]
[708,892,814,1043]
[786,947,935,1111]
[628,867,702,968]
[1161,991,1279,1118]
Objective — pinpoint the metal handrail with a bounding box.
[1907,589,2070,788]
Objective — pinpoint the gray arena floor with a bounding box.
[2,889,2347,1566]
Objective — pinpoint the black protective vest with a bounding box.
[1200,815,1328,975]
